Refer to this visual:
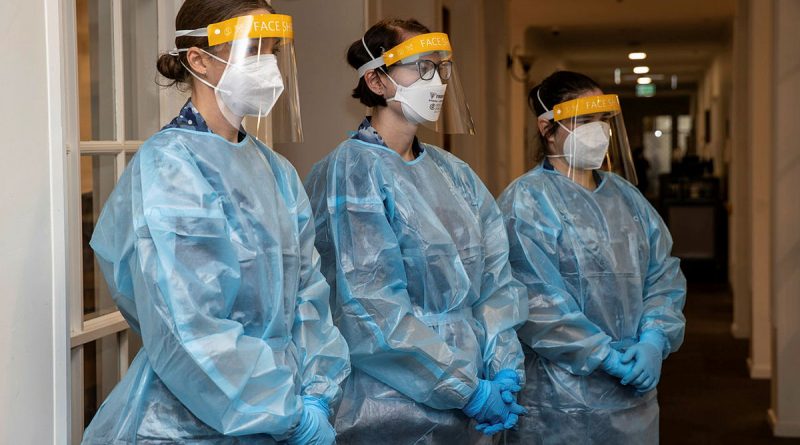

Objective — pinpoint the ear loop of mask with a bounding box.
[537,88,576,177]
[170,48,234,95]
[170,48,253,132]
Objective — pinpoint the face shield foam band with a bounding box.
[175,13,294,47]
[357,32,452,78]
[552,94,620,121]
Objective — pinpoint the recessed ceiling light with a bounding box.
[655,130,663,137]
[637,77,653,85]
[629,52,647,60]
[633,66,650,74]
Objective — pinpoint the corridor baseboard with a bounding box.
[768,409,800,438]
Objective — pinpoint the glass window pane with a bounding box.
[83,335,120,427]
[642,115,674,197]
[123,0,160,140]
[677,114,693,155]
[77,0,116,141]
[81,154,118,321]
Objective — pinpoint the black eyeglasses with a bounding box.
[395,59,453,81]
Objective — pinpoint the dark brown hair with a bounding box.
[346,18,430,107]
[528,71,602,163]
[156,0,274,88]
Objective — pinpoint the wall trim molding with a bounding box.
[747,357,771,379]
[769,409,800,438]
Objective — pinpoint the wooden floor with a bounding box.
[659,282,800,445]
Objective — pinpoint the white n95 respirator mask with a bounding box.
[386,72,447,125]
[216,54,285,117]
[551,121,611,170]
[184,51,285,118]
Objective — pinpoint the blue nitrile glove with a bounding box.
[600,349,635,379]
[287,396,336,445]
[464,377,526,436]
[621,331,666,392]
[492,368,522,403]
[474,369,526,434]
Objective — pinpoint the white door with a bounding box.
[62,0,184,442]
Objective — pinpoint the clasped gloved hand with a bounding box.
[620,331,666,393]
[600,349,634,379]
[492,368,522,404]
[287,396,336,445]
[463,369,527,436]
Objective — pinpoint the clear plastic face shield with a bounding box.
[176,13,303,142]
[357,32,475,135]
[538,93,637,184]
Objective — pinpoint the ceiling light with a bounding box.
[633,66,650,74]
[637,77,652,85]
[628,52,647,60]
[614,68,621,85]
[655,130,663,138]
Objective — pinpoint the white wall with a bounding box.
[522,28,565,173]
[729,0,752,340]
[695,49,732,175]
[746,0,773,380]
[442,0,485,180]
[482,0,512,195]
[769,0,800,436]
[272,0,367,179]
[0,0,69,443]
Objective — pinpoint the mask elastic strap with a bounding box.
[362,36,376,60]
[537,88,573,134]
[383,72,405,103]
[175,48,233,95]
[357,37,388,78]
[357,36,402,102]
[536,88,555,120]
[180,59,218,90]
[538,88,577,174]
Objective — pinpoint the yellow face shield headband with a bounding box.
[175,14,294,46]
[539,94,621,122]
[357,32,452,77]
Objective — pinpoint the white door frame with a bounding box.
[59,0,182,442]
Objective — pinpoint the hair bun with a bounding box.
[156,52,187,84]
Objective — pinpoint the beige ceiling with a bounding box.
[510,0,736,93]
[509,0,735,28]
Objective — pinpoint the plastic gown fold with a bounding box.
[497,165,686,444]
[304,139,527,444]
[82,128,350,444]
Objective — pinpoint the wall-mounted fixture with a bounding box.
[508,45,535,83]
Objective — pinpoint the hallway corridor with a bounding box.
[660,283,800,445]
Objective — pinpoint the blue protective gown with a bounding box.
[497,163,686,444]
[82,109,350,443]
[304,129,527,445]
